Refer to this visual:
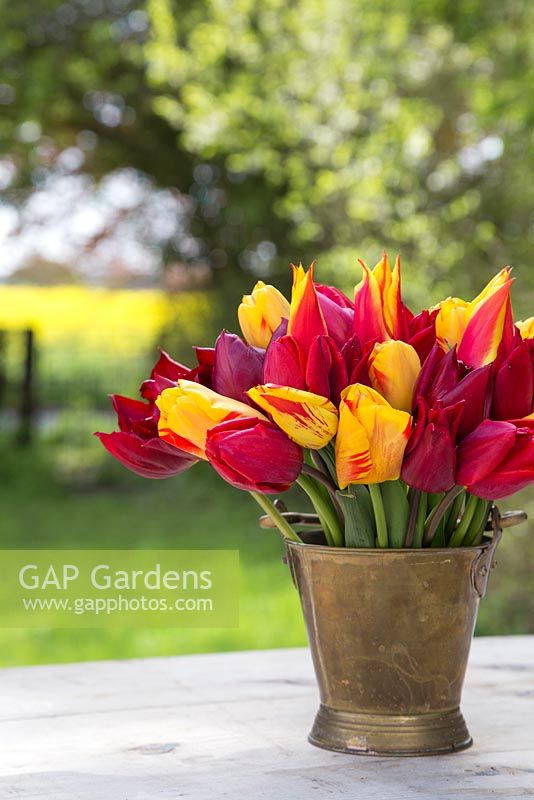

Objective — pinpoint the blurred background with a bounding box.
[1,0,534,666]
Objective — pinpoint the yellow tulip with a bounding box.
[238,281,290,348]
[368,340,421,412]
[157,380,266,459]
[335,384,412,488]
[247,384,338,449]
[517,317,534,339]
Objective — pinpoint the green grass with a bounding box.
[1,422,533,668]
[0,433,309,667]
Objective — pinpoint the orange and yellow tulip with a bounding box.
[157,380,266,459]
[336,384,412,488]
[247,384,338,448]
[238,281,290,348]
[353,253,410,344]
[368,340,421,412]
[435,268,513,367]
[287,262,328,348]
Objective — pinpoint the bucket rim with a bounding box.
[285,537,496,556]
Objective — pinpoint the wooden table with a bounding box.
[1,636,534,799]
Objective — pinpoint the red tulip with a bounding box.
[205,417,303,493]
[492,333,534,421]
[305,335,348,404]
[401,398,463,493]
[456,419,534,499]
[315,284,354,349]
[96,431,196,479]
[406,308,439,363]
[413,344,491,438]
[212,330,264,404]
[264,335,306,390]
[97,353,198,479]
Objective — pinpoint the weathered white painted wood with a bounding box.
[1,637,533,799]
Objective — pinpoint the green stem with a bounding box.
[462,499,492,547]
[368,484,388,548]
[404,489,421,548]
[249,492,302,542]
[413,491,428,548]
[423,485,463,546]
[444,490,466,540]
[448,493,479,547]
[297,474,344,547]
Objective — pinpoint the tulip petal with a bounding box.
[368,340,421,412]
[247,384,338,449]
[457,275,513,367]
[463,429,534,499]
[212,330,264,403]
[238,280,290,348]
[492,339,534,421]
[456,419,517,487]
[353,260,389,343]
[306,335,348,404]
[316,291,354,348]
[517,317,534,340]
[157,380,266,458]
[263,334,306,390]
[96,432,196,479]
[440,364,492,438]
[287,262,328,347]
[206,417,302,493]
[401,402,463,493]
[336,384,412,487]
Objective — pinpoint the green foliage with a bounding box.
[2,1,534,313]
[144,0,534,309]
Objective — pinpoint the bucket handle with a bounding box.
[471,505,503,599]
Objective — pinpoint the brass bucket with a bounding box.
[285,533,501,756]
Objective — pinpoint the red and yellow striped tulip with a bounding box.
[368,340,421,412]
[435,268,513,367]
[336,384,412,488]
[247,384,338,449]
[157,380,266,459]
[238,281,290,348]
[353,253,410,344]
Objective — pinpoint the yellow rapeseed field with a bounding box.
[0,285,211,356]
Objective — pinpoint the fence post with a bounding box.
[18,328,35,446]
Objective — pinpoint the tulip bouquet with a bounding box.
[98,255,533,549]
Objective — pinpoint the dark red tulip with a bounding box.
[205,417,303,493]
[492,335,534,421]
[212,330,264,404]
[401,398,463,492]
[457,419,534,499]
[190,346,215,386]
[406,308,438,363]
[305,335,348,404]
[413,344,491,437]
[97,352,198,479]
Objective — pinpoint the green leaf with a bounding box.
[380,480,410,548]
[336,485,376,548]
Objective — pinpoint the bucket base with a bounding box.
[309,704,473,756]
